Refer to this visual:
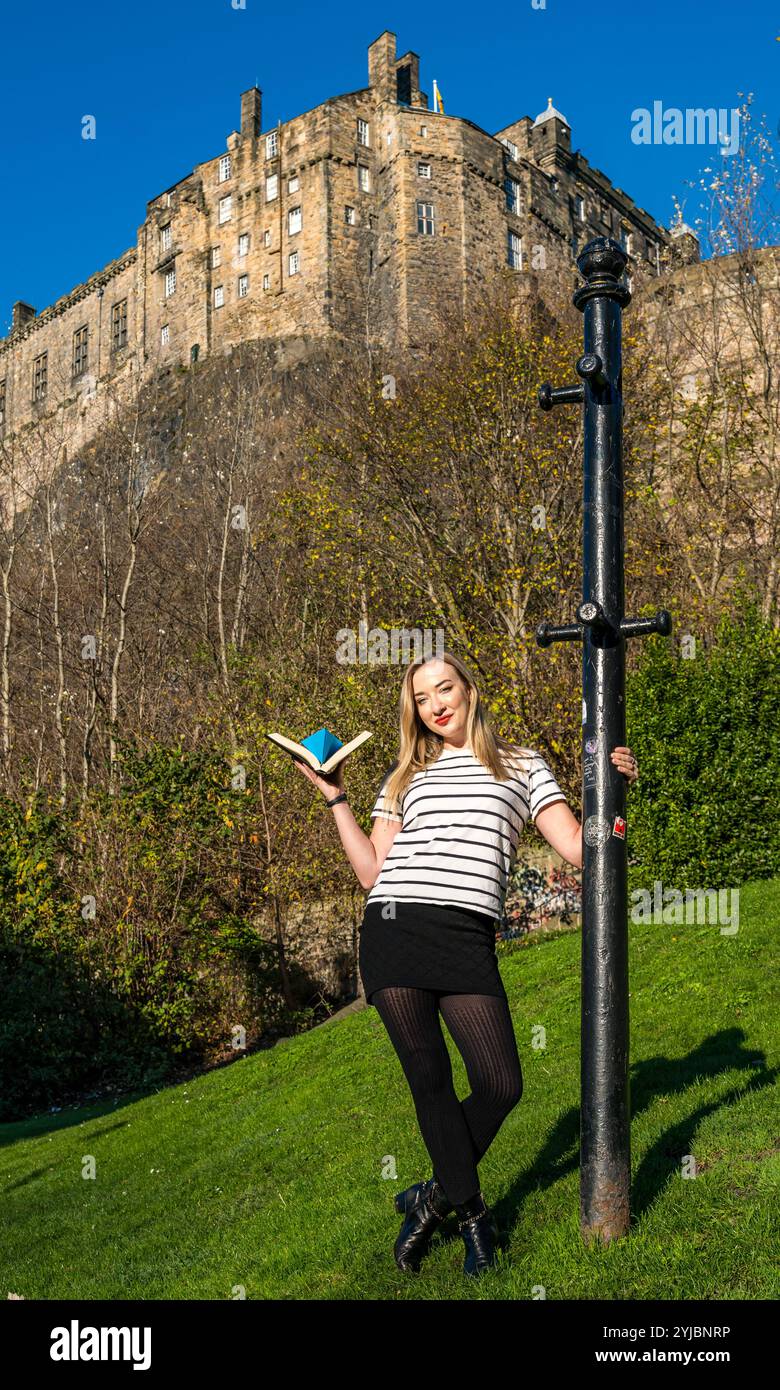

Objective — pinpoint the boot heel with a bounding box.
[459,1207,499,1277]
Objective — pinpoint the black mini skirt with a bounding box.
[358,897,508,1005]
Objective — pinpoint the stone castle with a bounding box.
[0,29,698,454]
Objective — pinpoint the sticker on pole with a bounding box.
[612,815,626,839]
[584,737,598,754]
[583,815,611,848]
[582,700,587,724]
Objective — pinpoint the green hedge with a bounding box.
[626,596,780,892]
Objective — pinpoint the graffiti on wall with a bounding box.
[498,863,582,940]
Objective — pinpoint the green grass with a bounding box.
[2,876,778,1300]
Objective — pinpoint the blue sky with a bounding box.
[2,0,778,335]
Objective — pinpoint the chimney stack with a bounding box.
[240,87,262,140]
[368,31,426,107]
[12,302,36,332]
[368,30,397,103]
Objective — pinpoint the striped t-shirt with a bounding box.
[366,745,568,920]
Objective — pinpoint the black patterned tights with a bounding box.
[372,985,523,1207]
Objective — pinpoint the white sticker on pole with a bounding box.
[582,699,587,724]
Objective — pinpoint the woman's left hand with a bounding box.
[611,746,639,785]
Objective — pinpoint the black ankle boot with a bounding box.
[393,1178,452,1272]
[455,1191,498,1278]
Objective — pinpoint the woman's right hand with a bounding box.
[291,757,345,801]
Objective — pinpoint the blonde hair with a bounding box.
[378,649,537,818]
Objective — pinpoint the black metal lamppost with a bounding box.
[537,237,672,1242]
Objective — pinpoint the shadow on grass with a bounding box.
[487,1027,776,1237]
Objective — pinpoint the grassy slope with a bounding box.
[1,877,778,1301]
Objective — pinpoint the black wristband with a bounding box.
[325,791,348,808]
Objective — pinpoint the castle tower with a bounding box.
[531,96,571,169]
[667,218,701,265]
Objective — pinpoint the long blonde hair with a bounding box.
[378,649,537,818]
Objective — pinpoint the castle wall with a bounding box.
[0,251,139,456]
[0,29,680,456]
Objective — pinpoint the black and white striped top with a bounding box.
[367,745,568,919]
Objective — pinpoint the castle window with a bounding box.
[238,274,249,298]
[288,174,299,193]
[619,226,633,254]
[501,137,519,161]
[418,162,431,178]
[344,205,355,225]
[111,299,128,350]
[161,324,169,345]
[600,203,611,227]
[165,267,176,297]
[288,206,302,235]
[32,351,48,402]
[357,118,370,146]
[265,131,278,159]
[214,285,224,308]
[505,177,520,214]
[420,124,428,137]
[238,232,249,257]
[507,230,522,270]
[263,273,270,290]
[219,195,232,224]
[288,250,300,276]
[358,164,370,192]
[550,176,559,194]
[264,229,271,246]
[160,224,172,253]
[417,201,435,235]
[266,174,278,201]
[574,194,585,221]
[0,378,5,433]
[211,246,222,268]
[219,154,232,182]
[73,324,88,376]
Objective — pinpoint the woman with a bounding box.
[293,650,639,1279]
